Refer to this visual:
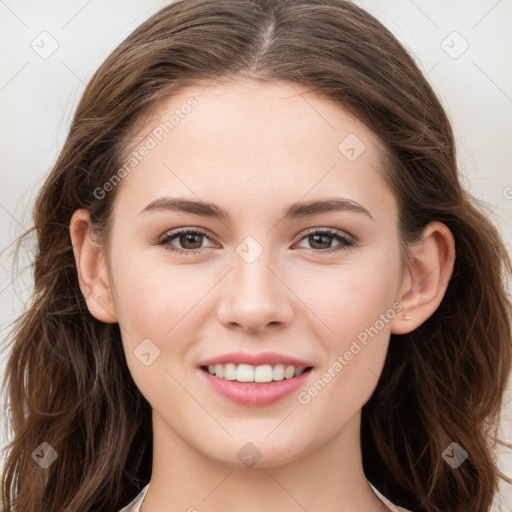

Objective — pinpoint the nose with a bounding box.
[216,249,293,334]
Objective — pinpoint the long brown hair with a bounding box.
[2,1,511,511]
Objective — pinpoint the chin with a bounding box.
[202,436,313,470]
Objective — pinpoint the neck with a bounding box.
[141,410,390,512]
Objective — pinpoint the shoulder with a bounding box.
[118,484,149,512]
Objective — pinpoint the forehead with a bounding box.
[112,79,397,225]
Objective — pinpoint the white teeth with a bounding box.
[236,364,254,382]
[273,364,285,380]
[224,363,237,380]
[214,364,224,378]
[205,363,309,383]
[284,365,295,379]
[294,367,305,377]
[254,364,273,383]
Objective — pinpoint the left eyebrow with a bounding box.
[138,196,374,221]
[284,197,373,221]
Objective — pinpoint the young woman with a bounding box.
[2,1,511,511]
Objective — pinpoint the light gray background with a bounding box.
[1,0,511,509]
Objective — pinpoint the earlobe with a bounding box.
[69,209,118,323]
[390,221,455,335]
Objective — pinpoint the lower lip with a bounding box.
[199,368,313,406]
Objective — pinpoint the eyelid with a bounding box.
[292,228,355,253]
[156,227,219,253]
[157,226,354,242]
[297,226,355,243]
[156,226,356,255]
[158,226,216,244]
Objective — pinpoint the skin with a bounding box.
[70,79,455,512]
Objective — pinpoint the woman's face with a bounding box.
[103,79,407,468]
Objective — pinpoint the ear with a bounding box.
[390,221,455,334]
[69,209,118,323]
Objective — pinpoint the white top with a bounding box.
[118,482,411,511]
[118,483,149,512]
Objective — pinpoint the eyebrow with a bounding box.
[138,196,374,221]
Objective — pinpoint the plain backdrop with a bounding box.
[1,0,511,509]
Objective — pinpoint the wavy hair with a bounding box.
[2,1,511,511]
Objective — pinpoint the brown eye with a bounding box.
[158,228,216,255]
[308,233,334,250]
[175,232,204,250]
[295,229,354,253]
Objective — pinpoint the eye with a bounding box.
[157,227,355,255]
[294,229,355,253]
[158,228,217,255]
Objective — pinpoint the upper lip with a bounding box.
[199,351,314,368]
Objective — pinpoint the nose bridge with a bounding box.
[217,234,292,332]
[233,235,280,304]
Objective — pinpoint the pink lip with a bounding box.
[199,367,313,407]
[198,351,314,368]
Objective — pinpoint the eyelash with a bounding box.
[157,227,355,255]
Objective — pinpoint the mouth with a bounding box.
[199,362,314,406]
[200,363,314,384]
[197,351,315,406]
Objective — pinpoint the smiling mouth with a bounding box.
[200,363,313,384]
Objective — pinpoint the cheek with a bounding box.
[322,257,400,397]
[109,248,206,334]
[297,252,401,408]
[108,251,195,401]
[108,249,214,397]
[302,253,401,344]
[297,282,396,436]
